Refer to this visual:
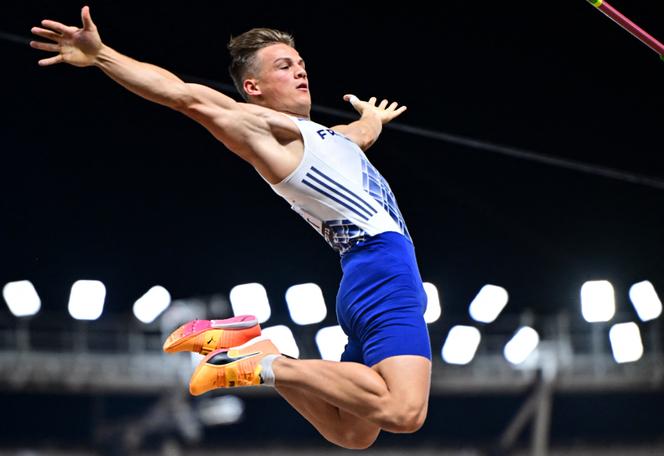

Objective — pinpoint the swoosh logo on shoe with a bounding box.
[233,351,260,361]
[207,350,261,366]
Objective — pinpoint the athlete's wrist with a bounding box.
[360,111,383,137]
[93,44,115,68]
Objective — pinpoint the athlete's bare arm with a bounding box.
[30,6,301,183]
[332,95,407,151]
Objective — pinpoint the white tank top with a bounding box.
[268,117,412,255]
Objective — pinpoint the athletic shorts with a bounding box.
[336,231,432,367]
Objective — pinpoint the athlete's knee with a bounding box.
[381,401,428,434]
[325,424,379,450]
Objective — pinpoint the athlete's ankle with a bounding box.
[259,354,282,386]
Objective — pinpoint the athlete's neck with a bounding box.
[281,110,310,119]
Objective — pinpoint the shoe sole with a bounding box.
[163,315,260,353]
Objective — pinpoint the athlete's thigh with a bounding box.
[277,384,381,446]
[371,355,431,410]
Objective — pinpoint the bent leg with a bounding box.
[273,354,431,434]
[276,385,381,449]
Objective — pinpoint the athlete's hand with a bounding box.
[30,6,103,67]
[344,94,407,125]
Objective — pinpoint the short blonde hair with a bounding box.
[228,28,295,100]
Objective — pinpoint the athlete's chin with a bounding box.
[291,99,311,116]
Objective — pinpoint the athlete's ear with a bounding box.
[243,78,261,97]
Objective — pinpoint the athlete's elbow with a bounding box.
[169,85,196,112]
[167,81,211,113]
[360,134,377,151]
[348,130,374,151]
[358,126,381,151]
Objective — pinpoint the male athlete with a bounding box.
[31,7,432,449]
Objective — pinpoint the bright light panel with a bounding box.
[198,396,245,426]
[441,325,481,365]
[423,282,442,324]
[68,280,106,321]
[190,352,205,370]
[609,322,643,363]
[629,281,662,322]
[2,280,41,317]
[581,280,615,323]
[133,286,171,324]
[286,283,327,325]
[230,283,271,323]
[315,325,348,361]
[504,327,540,365]
[469,284,508,323]
[263,325,300,358]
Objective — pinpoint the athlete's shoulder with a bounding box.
[238,104,302,141]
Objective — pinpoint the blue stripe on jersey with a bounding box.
[360,158,412,241]
[304,172,374,218]
[310,167,377,215]
[302,179,370,221]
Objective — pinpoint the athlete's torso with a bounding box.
[267,117,412,255]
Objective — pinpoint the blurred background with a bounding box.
[1,1,663,455]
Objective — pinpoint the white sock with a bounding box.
[259,354,280,386]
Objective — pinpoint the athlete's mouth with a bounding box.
[296,83,308,91]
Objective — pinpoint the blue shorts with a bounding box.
[336,231,432,367]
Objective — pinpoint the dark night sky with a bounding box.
[1,1,664,450]
[1,1,663,325]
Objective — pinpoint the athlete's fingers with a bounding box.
[41,19,77,35]
[81,6,95,30]
[368,96,377,106]
[394,105,407,116]
[38,54,64,66]
[31,26,62,42]
[387,101,399,111]
[30,40,60,52]
[378,99,389,109]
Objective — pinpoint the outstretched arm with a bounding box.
[30,7,215,110]
[29,6,273,163]
[332,95,407,151]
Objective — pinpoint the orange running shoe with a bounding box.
[162,315,261,355]
[189,338,280,395]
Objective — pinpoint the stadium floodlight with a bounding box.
[441,325,481,365]
[315,325,348,361]
[423,282,442,324]
[609,322,643,363]
[263,325,300,358]
[504,326,540,365]
[133,286,171,324]
[190,352,205,370]
[68,280,106,321]
[197,396,245,426]
[581,280,615,323]
[285,283,327,325]
[629,280,662,322]
[230,283,271,323]
[469,284,509,323]
[2,280,41,317]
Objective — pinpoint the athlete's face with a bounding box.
[244,43,311,118]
